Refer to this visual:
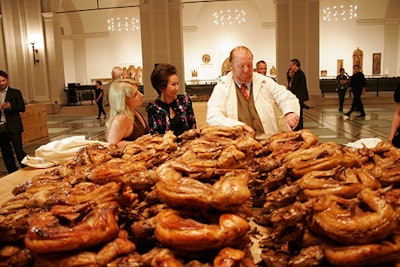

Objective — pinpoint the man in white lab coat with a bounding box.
[207,46,300,139]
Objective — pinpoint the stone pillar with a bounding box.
[275,0,320,100]
[42,12,66,104]
[383,20,399,76]
[383,0,400,76]
[0,15,7,70]
[139,0,185,102]
[0,0,52,103]
[0,0,31,99]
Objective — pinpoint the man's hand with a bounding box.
[1,101,11,110]
[284,112,299,132]
[242,124,256,138]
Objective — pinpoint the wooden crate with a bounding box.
[21,104,48,144]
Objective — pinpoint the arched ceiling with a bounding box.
[41,0,139,13]
[42,0,392,17]
[39,0,397,36]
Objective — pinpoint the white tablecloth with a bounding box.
[22,136,109,168]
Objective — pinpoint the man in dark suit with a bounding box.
[289,58,309,130]
[0,70,27,173]
[345,65,367,117]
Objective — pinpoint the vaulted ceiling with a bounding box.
[40,0,395,20]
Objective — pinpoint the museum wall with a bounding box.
[59,0,399,86]
[320,18,385,77]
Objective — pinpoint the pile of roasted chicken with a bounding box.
[0,126,399,266]
[251,130,400,266]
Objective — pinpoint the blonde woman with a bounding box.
[106,79,148,148]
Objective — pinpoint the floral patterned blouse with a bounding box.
[146,94,197,137]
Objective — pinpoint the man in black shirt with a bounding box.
[345,65,367,117]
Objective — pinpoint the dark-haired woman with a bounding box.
[94,80,106,119]
[146,63,196,137]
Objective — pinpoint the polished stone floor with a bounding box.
[0,91,397,176]
[304,92,395,144]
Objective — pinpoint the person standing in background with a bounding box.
[388,84,400,148]
[336,68,349,112]
[103,66,123,106]
[146,63,196,137]
[288,58,309,130]
[256,60,277,82]
[94,80,106,119]
[0,70,27,173]
[345,65,367,117]
[287,68,295,90]
[255,60,267,76]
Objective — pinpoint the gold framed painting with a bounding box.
[353,47,363,71]
[337,59,343,75]
[373,53,381,75]
[202,54,211,64]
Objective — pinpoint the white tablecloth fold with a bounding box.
[345,137,382,149]
[22,136,109,168]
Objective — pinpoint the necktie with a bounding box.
[241,84,249,100]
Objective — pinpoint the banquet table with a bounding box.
[0,167,55,206]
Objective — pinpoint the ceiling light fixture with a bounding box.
[107,17,140,32]
[322,2,357,22]
[213,9,246,26]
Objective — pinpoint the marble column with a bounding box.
[42,12,66,104]
[275,0,320,99]
[0,0,31,99]
[0,15,7,70]
[0,0,52,103]
[139,0,185,102]
[383,20,399,76]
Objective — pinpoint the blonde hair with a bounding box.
[106,79,139,129]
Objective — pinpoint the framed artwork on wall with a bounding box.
[221,57,230,75]
[337,59,343,74]
[373,53,381,75]
[202,54,211,64]
[352,47,363,71]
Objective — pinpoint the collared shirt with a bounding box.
[0,87,7,122]
[235,84,265,136]
[235,81,251,96]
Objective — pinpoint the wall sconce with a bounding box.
[31,42,39,66]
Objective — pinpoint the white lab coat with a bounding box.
[206,72,300,136]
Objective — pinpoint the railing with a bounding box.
[65,84,96,105]
[320,76,400,97]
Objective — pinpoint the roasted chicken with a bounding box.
[0,126,399,266]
